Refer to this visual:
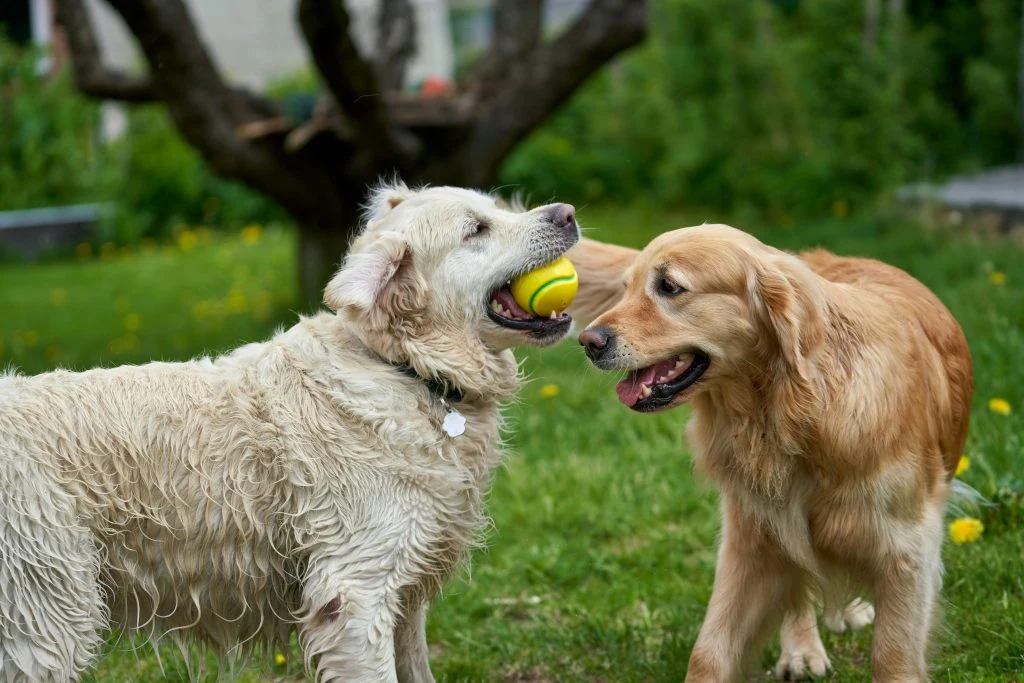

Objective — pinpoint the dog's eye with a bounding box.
[657,276,685,297]
[466,220,489,240]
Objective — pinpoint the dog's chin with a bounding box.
[614,351,711,413]
[484,305,572,346]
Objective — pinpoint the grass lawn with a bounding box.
[1,209,1022,681]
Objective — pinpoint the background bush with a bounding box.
[2,0,1022,240]
[0,38,282,244]
[503,0,1023,219]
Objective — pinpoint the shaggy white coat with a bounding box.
[0,184,578,682]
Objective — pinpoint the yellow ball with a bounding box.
[511,256,579,316]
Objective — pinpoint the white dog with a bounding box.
[0,183,580,682]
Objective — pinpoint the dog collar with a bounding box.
[393,363,464,404]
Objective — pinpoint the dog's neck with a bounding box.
[690,317,832,502]
[339,318,521,403]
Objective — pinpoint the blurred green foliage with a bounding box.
[503,0,1023,220]
[3,0,1022,239]
[0,38,283,244]
[0,40,116,211]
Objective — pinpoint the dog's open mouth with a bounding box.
[616,351,711,411]
[486,283,571,337]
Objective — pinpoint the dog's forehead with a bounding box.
[406,186,498,214]
[635,225,762,291]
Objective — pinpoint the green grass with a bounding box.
[1,210,1022,681]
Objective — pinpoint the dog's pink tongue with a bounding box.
[615,360,676,407]
[492,289,531,319]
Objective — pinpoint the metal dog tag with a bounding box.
[442,409,466,438]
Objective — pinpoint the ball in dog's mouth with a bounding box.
[616,351,711,411]
[486,283,572,339]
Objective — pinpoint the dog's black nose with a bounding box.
[548,203,576,230]
[579,327,613,362]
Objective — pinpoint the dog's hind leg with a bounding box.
[774,602,830,680]
[0,481,106,681]
[823,597,875,634]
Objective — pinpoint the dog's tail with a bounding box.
[948,478,989,517]
[566,237,640,330]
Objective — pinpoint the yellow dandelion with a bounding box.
[177,229,199,252]
[539,384,560,398]
[274,652,287,666]
[50,288,67,307]
[241,224,263,245]
[100,242,118,261]
[955,455,969,477]
[74,242,92,262]
[226,289,249,314]
[989,271,1006,286]
[23,330,39,348]
[115,296,131,313]
[831,199,849,218]
[948,517,983,544]
[988,398,1011,416]
[123,313,141,332]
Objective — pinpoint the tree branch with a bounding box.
[56,0,155,102]
[93,0,357,227]
[463,0,544,94]
[492,0,544,62]
[297,0,404,167]
[453,0,646,186]
[377,0,416,91]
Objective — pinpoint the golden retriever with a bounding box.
[0,183,579,682]
[570,226,972,682]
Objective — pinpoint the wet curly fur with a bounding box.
[0,184,578,682]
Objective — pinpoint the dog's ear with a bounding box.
[364,182,412,222]
[748,256,822,379]
[324,231,409,314]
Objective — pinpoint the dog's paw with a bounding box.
[774,644,831,680]
[823,598,875,634]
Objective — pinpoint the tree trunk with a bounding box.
[297,211,360,310]
[864,0,880,51]
[58,0,647,308]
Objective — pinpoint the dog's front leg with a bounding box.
[870,508,944,683]
[685,497,797,683]
[395,601,435,683]
[299,575,400,683]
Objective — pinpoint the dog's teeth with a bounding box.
[674,359,685,369]
[641,386,652,398]
[657,375,667,383]
[550,310,557,319]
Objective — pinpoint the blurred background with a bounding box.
[1,1,1023,680]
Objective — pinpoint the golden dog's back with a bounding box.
[799,249,973,476]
